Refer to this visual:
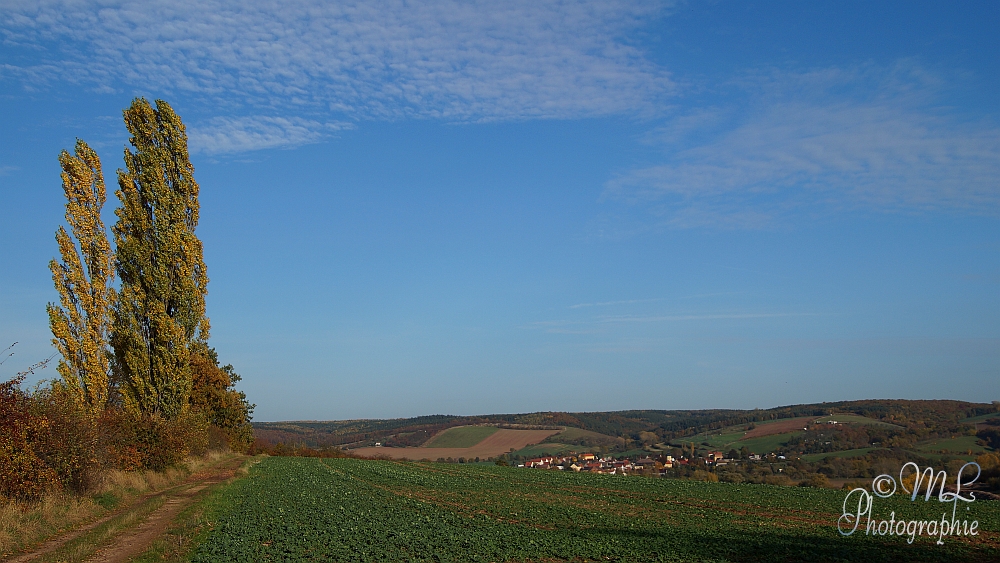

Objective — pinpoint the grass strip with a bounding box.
[132,456,262,563]
[30,493,168,563]
[1,452,237,558]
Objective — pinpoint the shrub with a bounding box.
[2,354,234,500]
[798,474,830,488]
[29,384,100,493]
[136,412,209,471]
[763,475,793,486]
[0,377,61,500]
[977,427,1000,450]
[188,345,254,453]
[692,470,718,482]
[94,410,210,472]
[718,471,745,484]
[976,453,1000,492]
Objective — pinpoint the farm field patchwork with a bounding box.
[508,428,619,457]
[683,413,905,457]
[351,428,559,460]
[191,457,1000,562]
[740,416,815,439]
[682,417,819,454]
[424,426,500,448]
[681,430,804,456]
[543,427,618,445]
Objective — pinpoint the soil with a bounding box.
[351,428,560,460]
[4,455,246,563]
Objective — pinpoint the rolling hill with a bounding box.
[252,399,999,461]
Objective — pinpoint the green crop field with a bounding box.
[738,432,804,454]
[913,435,988,455]
[813,414,903,429]
[424,425,499,448]
[191,457,1000,562]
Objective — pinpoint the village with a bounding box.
[518,450,777,476]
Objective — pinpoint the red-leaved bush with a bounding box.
[0,376,60,500]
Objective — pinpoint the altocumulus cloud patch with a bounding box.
[604,64,1000,226]
[0,0,674,153]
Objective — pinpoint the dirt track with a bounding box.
[352,428,560,460]
[4,455,246,563]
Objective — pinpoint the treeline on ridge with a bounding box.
[252,399,998,452]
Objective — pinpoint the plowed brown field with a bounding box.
[351,428,560,460]
[739,416,816,440]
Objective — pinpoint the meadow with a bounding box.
[191,457,1000,562]
[913,435,989,455]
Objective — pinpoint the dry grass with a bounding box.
[31,495,166,563]
[0,493,99,555]
[97,450,229,496]
[0,451,235,557]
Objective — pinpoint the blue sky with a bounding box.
[1,1,998,421]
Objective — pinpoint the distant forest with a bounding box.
[253,399,999,451]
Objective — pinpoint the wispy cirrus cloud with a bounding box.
[568,298,663,309]
[528,311,810,334]
[1,0,674,152]
[596,313,811,323]
[605,64,1000,227]
[187,116,352,155]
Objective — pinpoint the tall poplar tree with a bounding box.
[111,98,209,419]
[48,140,116,414]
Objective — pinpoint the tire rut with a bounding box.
[4,456,245,563]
